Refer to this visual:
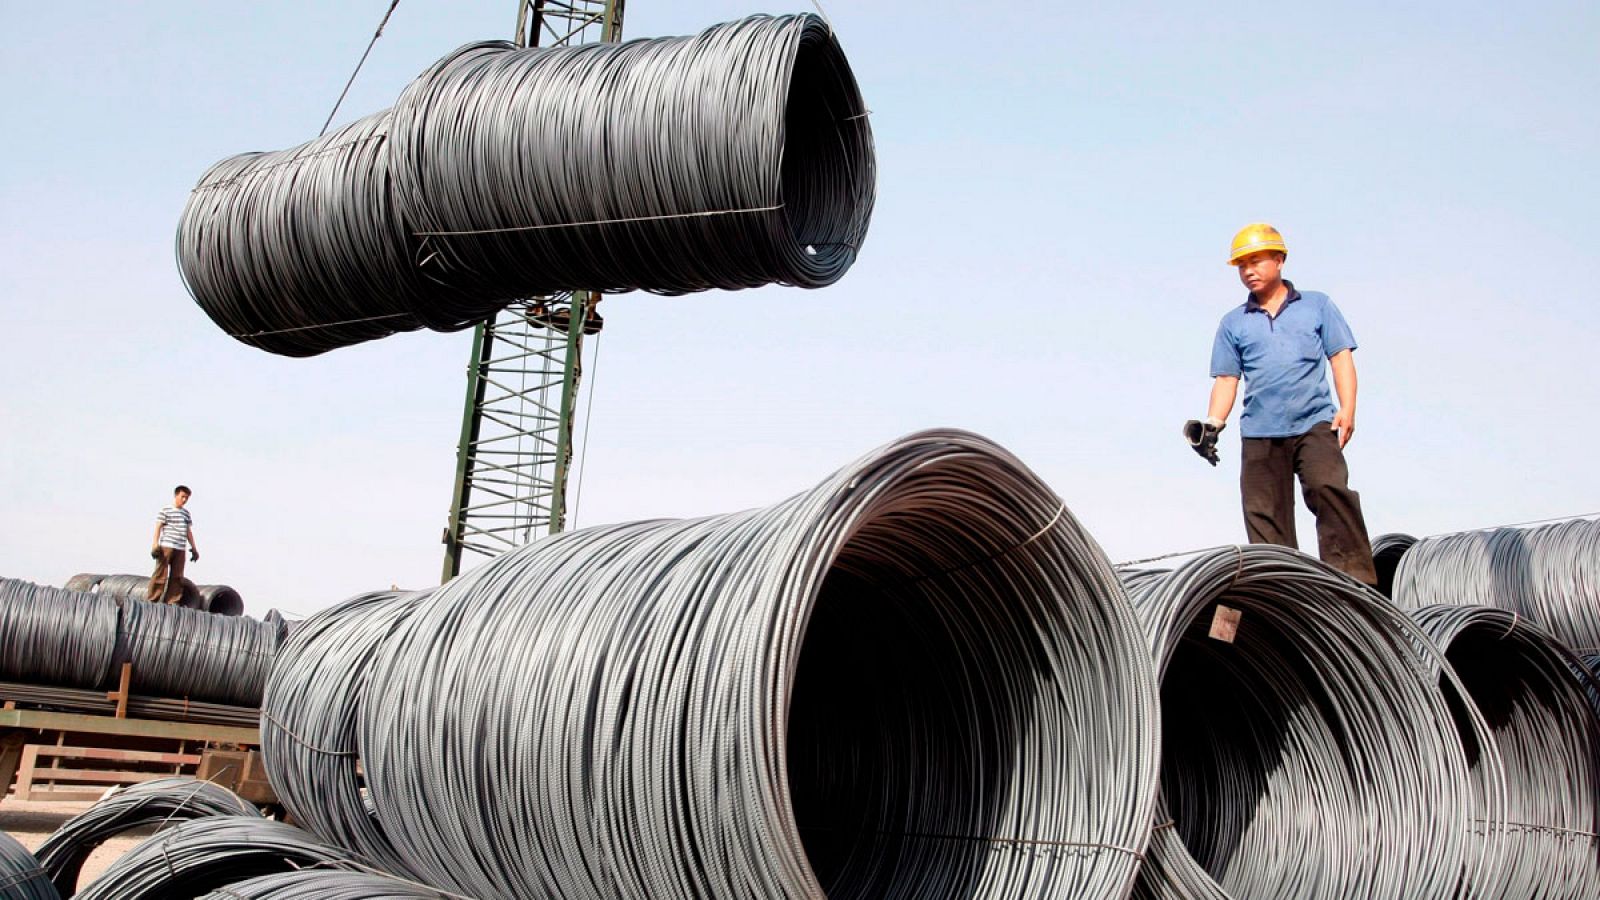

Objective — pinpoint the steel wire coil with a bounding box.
[61,574,104,593]
[1393,518,1600,652]
[74,817,350,900]
[177,13,874,358]
[74,573,203,610]
[196,870,448,899]
[195,585,245,617]
[389,13,874,307]
[117,601,280,706]
[260,590,432,875]
[32,776,260,896]
[1126,545,1500,900]
[1370,531,1416,598]
[0,830,59,900]
[1409,604,1600,899]
[0,578,120,689]
[275,429,1162,898]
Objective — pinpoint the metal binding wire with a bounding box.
[1125,545,1502,900]
[1410,604,1600,900]
[257,429,1159,898]
[0,578,120,690]
[177,13,875,358]
[1393,518,1600,651]
[32,776,260,895]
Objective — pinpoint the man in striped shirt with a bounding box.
[147,485,200,604]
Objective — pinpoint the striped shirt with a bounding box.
[157,507,192,550]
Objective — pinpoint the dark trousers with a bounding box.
[1241,423,1378,585]
[147,547,186,604]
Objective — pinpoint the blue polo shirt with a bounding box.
[1210,281,1357,438]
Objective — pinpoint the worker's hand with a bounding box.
[150,546,161,560]
[1183,418,1226,467]
[1331,410,1355,450]
[189,548,199,563]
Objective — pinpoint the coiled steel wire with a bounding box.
[1410,604,1600,899]
[74,817,350,900]
[0,578,120,689]
[1393,518,1600,652]
[195,585,245,617]
[261,429,1164,898]
[1126,545,1501,900]
[117,601,280,706]
[177,13,874,357]
[1370,531,1416,598]
[260,590,432,875]
[0,830,59,900]
[196,870,448,899]
[61,574,104,593]
[73,573,203,610]
[32,776,260,895]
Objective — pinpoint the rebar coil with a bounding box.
[0,578,120,689]
[0,830,59,900]
[73,573,203,611]
[1393,518,1600,652]
[1126,545,1497,900]
[1409,604,1600,899]
[176,13,875,358]
[195,584,245,617]
[32,776,260,896]
[1370,531,1416,598]
[117,601,280,706]
[73,818,350,900]
[260,590,432,875]
[196,870,446,899]
[265,430,1163,898]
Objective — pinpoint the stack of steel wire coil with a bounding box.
[115,601,280,706]
[0,578,120,690]
[177,13,875,357]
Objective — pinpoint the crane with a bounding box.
[440,0,626,581]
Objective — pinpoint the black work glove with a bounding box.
[1183,419,1225,466]
[151,547,161,560]
[189,548,199,563]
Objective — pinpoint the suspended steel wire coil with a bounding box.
[1409,604,1600,899]
[0,578,120,689]
[1126,545,1500,900]
[196,584,245,617]
[260,590,432,876]
[176,13,875,357]
[32,777,260,896]
[0,830,59,900]
[270,430,1162,898]
[196,870,447,899]
[1393,518,1600,652]
[1370,531,1416,598]
[73,818,350,900]
[117,601,280,706]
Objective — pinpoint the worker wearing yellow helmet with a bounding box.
[1184,223,1378,585]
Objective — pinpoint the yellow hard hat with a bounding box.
[1228,223,1287,265]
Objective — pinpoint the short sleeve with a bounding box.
[1210,319,1242,378]
[1320,297,1357,356]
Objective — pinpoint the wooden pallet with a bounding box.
[11,743,202,802]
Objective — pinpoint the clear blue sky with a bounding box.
[2,1,1596,615]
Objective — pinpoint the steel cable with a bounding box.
[0,830,59,900]
[1409,604,1600,899]
[0,578,120,689]
[73,817,350,900]
[256,429,1163,898]
[177,13,875,357]
[1125,545,1501,900]
[1393,518,1600,652]
[259,589,433,876]
[1370,531,1416,599]
[116,601,281,706]
[32,776,260,896]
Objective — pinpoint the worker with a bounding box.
[147,484,200,604]
[1185,223,1378,585]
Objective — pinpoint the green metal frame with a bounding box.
[441,1,624,581]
